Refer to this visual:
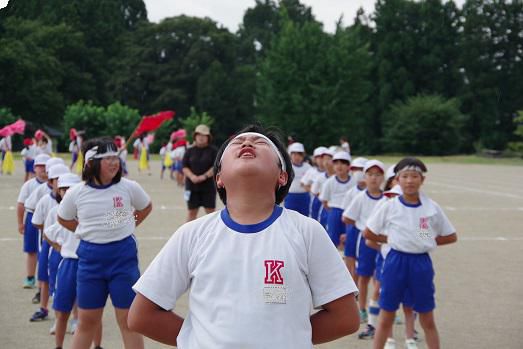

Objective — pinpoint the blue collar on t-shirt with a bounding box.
[221,205,283,234]
[335,176,351,184]
[86,181,114,189]
[366,190,383,200]
[399,195,422,208]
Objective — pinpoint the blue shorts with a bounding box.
[174,160,183,172]
[38,240,50,282]
[25,159,35,173]
[48,248,63,296]
[310,196,322,220]
[327,207,345,246]
[72,152,78,165]
[356,235,377,277]
[375,253,384,281]
[76,235,140,309]
[379,249,435,313]
[53,258,78,313]
[319,206,329,229]
[343,224,359,258]
[284,192,310,216]
[23,212,39,253]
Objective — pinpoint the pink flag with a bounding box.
[0,119,26,137]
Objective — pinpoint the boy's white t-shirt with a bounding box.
[171,146,185,160]
[341,185,365,211]
[32,193,58,227]
[319,176,356,209]
[344,190,385,231]
[45,206,79,259]
[58,178,151,243]
[133,207,358,349]
[300,167,323,187]
[310,172,329,196]
[25,183,52,212]
[289,163,312,193]
[366,194,456,254]
[17,177,46,205]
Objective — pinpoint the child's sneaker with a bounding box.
[67,319,78,334]
[49,320,56,335]
[23,277,35,289]
[357,324,375,339]
[359,309,368,323]
[405,338,418,349]
[29,308,48,322]
[32,291,40,304]
[384,338,396,349]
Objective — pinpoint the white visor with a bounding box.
[84,145,119,165]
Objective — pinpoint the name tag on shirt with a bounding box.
[263,286,287,304]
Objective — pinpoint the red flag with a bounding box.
[0,119,26,137]
[133,111,175,137]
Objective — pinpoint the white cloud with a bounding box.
[0,0,9,10]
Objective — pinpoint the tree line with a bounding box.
[0,0,522,154]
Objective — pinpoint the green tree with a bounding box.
[63,101,107,139]
[382,95,467,155]
[180,107,215,143]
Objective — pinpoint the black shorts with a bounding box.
[187,188,216,210]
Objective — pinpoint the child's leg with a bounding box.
[115,307,144,349]
[373,309,395,349]
[368,278,380,328]
[93,320,103,347]
[403,305,416,339]
[358,275,371,311]
[26,252,37,281]
[419,311,439,349]
[55,311,70,348]
[344,256,358,284]
[40,281,49,309]
[72,308,104,349]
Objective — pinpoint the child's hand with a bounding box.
[18,223,24,235]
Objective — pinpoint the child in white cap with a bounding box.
[311,148,335,228]
[30,163,70,323]
[364,158,457,349]
[343,160,386,329]
[45,173,104,349]
[319,151,355,248]
[301,146,327,219]
[17,153,49,290]
[283,142,311,216]
[129,125,359,347]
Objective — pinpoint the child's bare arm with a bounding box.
[342,216,355,226]
[57,216,78,232]
[362,227,387,243]
[310,293,359,344]
[366,239,381,251]
[128,292,184,346]
[436,233,457,246]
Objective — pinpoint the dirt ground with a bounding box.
[1,159,522,348]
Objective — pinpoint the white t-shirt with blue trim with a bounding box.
[319,175,356,209]
[366,193,455,254]
[344,190,385,231]
[31,193,58,227]
[25,182,52,213]
[58,178,151,244]
[17,177,46,206]
[133,206,358,349]
[45,205,79,259]
[289,162,311,193]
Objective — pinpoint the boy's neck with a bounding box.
[226,189,276,225]
[402,192,420,204]
[337,173,349,181]
[367,187,382,196]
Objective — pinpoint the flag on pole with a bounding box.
[0,119,26,137]
[133,111,175,137]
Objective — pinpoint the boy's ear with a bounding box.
[216,172,224,189]
[278,171,288,187]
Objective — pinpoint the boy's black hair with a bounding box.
[333,159,351,166]
[81,137,122,185]
[394,157,428,174]
[213,124,294,205]
[384,177,395,191]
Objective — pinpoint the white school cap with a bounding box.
[288,142,305,154]
[48,164,70,180]
[34,154,51,166]
[58,173,81,188]
[351,157,368,169]
[384,184,402,197]
[385,165,396,180]
[313,146,328,157]
[45,157,65,172]
[364,159,385,173]
[333,151,351,162]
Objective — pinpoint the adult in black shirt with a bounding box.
[182,124,218,221]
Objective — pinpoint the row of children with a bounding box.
[17,136,153,349]
[158,129,188,185]
[2,130,53,179]
[283,143,457,349]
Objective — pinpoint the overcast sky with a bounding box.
[1,0,467,33]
